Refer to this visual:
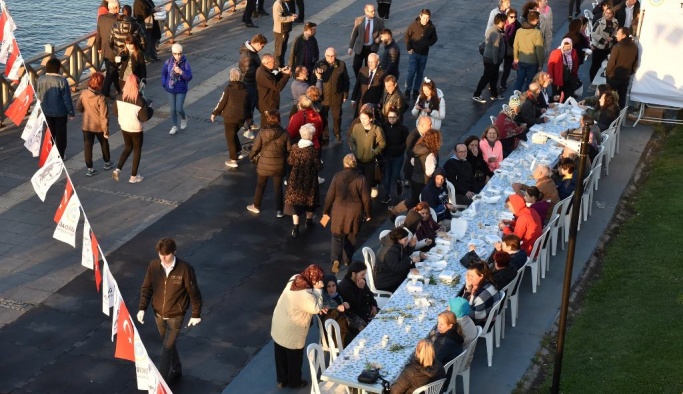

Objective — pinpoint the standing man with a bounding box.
[256,54,292,115]
[316,47,350,144]
[240,33,268,132]
[348,4,385,77]
[288,22,319,80]
[36,57,75,159]
[380,75,406,124]
[96,0,121,97]
[292,0,305,23]
[606,27,638,109]
[243,0,259,28]
[486,0,510,34]
[272,0,297,67]
[379,28,400,80]
[473,14,506,103]
[615,0,640,35]
[404,8,438,102]
[137,238,202,382]
[109,5,147,55]
[133,0,161,61]
[351,53,386,116]
[323,154,372,274]
[513,10,544,92]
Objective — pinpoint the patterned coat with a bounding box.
[285,142,321,207]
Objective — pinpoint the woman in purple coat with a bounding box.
[162,43,193,135]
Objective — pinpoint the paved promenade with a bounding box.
[0,0,652,393]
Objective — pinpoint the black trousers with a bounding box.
[117,130,144,176]
[568,0,581,17]
[607,77,629,109]
[223,122,242,160]
[253,175,284,211]
[331,232,358,266]
[321,104,343,140]
[377,3,391,19]
[83,130,111,167]
[500,55,514,89]
[357,160,377,188]
[274,31,291,67]
[293,0,304,21]
[243,0,256,23]
[46,116,68,158]
[273,341,304,388]
[589,47,610,82]
[102,58,120,97]
[352,45,373,77]
[474,61,500,97]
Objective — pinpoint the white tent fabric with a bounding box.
[629,1,683,108]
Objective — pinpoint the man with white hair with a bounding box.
[316,47,350,143]
[512,163,559,222]
[96,0,121,97]
[350,52,385,116]
[256,53,292,115]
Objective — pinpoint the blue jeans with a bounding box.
[154,314,183,380]
[514,62,538,92]
[405,53,429,93]
[383,155,404,198]
[167,91,187,127]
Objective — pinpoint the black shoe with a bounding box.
[381,195,391,204]
[293,19,304,24]
[304,218,315,229]
[291,225,299,238]
[412,90,419,100]
[396,179,404,196]
[291,380,308,388]
[246,23,258,28]
[252,11,260,18]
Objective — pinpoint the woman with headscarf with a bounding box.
[271,264,326,389]
[464,136,493,193]
[494,94,528,157]
[419,168,454,222]
[320,274,351,346]
[323,154,372,274]
[375,227,421,292]
[548,38,580,101]
[285,123,322,238]
[337,261,379,340]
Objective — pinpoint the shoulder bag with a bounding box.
[251,131,281,165]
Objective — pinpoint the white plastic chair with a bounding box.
[591,145,606,189]
[454,326,482,394]
[601,128,616,175]
[446,180,467,211]
[506,266,526,328]
[578,170,595,226]
[477,293,505,367]
[379,229,391,241]
[362,247,393,307]
[496,269,523,341]
[412,378,447,394]
[550,195,573,256]
[429,207,437,222]
[615,106,628,154]
[539,216,558,278]
[490,115,496,124]
[394,215,406,228]
[314,315,331,363]
[584,9,593,20]
[524,232,545,293]
[324,319,344,364]
[586,165,601,216]
[307,343,346,394]
[443,350,467,394]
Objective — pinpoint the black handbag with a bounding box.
[357,370,390,393]
[459,250,481,268]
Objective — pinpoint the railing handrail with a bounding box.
[1,0,239,127]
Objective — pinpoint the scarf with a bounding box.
[290,264,324,291]
[298,139,314,148]
[165,55,186,89]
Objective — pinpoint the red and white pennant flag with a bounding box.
[92,232,102,291]
[5,74,34,126]
[53,179,73,223]
[4,37,22,80]
[30,144,62,201]
[0,5,17,63]
[21,101,45,157]
[53,183,80,247]
[38,127,54,168]
[81,220,94,269]
[114,299,136,362]
[102,260,117,316]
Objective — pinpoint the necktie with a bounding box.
[368,70,375,85]
[364,19,371,44]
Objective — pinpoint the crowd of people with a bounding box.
[27,0,641,389]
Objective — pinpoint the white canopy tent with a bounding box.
[629,0,683,124]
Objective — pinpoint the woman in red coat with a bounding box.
[499,194,543,256]
[547,38,579,102]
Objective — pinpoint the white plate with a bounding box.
[429,260,448,270]
[484,234,502,245]
[498,211,514,221]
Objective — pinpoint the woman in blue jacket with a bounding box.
[162,43,193,135]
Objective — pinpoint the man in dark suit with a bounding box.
[351,53,386,117]
[96,0,121,97]
[347,4,385,77]
[316,47,350,143]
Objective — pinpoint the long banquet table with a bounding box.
[321,104,582,392]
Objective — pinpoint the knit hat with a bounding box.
[508,95,522,108]
[448,297,471,318]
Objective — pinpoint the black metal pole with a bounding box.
[551,123,592,394]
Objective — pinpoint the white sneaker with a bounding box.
[112,168,120,182]
[180,117,188,130]
[246,204,260,213]
[129,175,144,183]
[371,187,379,198]
[169,126,177,135]
[318,176,325,184]
[225,160,238,168]
[243,129,255,139]
[238,153,247,160]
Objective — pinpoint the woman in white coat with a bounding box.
[271,264,327,389]
[411,77,446,130]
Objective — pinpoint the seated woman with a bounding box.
[491,251,517,289]
[597,90,620,131]
[403,201,440,251]
[419,168,455,222]
[556,157,576,200]
[479,126,504,173]
[464,135,493,193]
[495,94,528,157]
[428,311,464,365]
[320,274,351,346]
[375,227,422,293]
[462,261,501,326]
[447,297,479,368]
[390,339,446,394]
[524,186,550,226]
[337,262,378,339]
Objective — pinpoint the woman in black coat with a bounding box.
[429,311,465,365]
[247,110,291,216]
[322,154,372,273]
[374,227,420,293]
[211,68,250,166]
[390,339,446,394]
[337,261,378,341]
[464,135,493,193]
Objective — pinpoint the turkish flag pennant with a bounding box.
[53,179,74,223]
[114,300,136,362]
[91,231,102,291]
[5,74,34,126]
[5,38,22,80]
[0,8,17,63]
[38,127,54,168]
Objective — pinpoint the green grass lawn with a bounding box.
[538,126,683,393]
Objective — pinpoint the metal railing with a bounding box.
[0,0,239,127]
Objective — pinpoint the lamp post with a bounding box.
[551,123,591,393]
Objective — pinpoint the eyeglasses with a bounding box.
[508,15,517,18]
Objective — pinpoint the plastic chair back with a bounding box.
[362,247,393,306]
[443,349,467,394]
[395,215,406,228]
[324,319,344,363]
[379,229,391,241]
[412,378,447,394]
[307,343,326,394]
